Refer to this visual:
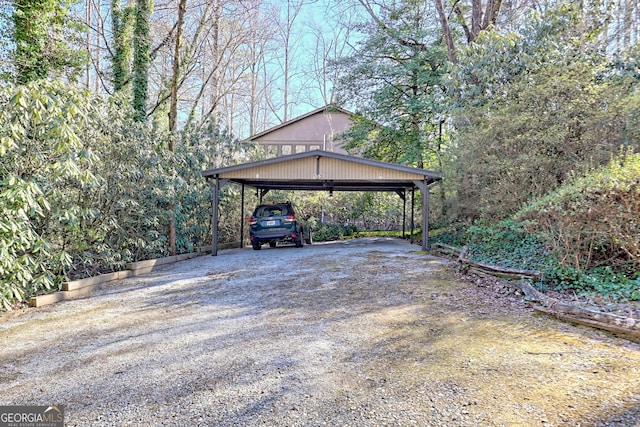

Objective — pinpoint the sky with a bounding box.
[267,0,364,120]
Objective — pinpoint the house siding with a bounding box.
[252,108,353,157]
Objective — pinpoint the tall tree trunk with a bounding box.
[623,0,636,48]
[454,0,503,44]
[132,0,151,122]
[481,0,502,30]
[471,0,483,39]
[437,119,447,218]
[13,0,85,83]
[167,0,187,257]
[95,0,103,92]
[434,0,457,64]
[111,0,135,93]
[279,0,304,123]
[247,1,261,136]
[168,0,186,142]
[283,17,290,123]
[13,0,54,83]
[209,0,221,124]
[85,0,91,88]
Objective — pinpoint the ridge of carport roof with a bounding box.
[202,150,442,255]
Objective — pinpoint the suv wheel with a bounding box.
[252,241,261,250]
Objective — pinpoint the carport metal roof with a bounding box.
[202,150,442,254]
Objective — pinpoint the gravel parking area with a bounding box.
[1,237,640,426]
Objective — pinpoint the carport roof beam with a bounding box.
[202,150,441,191]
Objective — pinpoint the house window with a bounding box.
[309,145,320,151]
[264,145,278,157]
[295,145,306,153]
[282,145,292,155]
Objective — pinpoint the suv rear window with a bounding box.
[254,204,291,217]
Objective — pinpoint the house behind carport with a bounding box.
[248,105,355,157]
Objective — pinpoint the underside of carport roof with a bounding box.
[201,150,442,255]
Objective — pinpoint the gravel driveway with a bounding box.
[1,237,640,426]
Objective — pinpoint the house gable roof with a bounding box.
[246,105,355,141]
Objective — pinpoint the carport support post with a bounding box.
[240,184,245,248]
[211,177,220,256]
[422,183,430,250]
[413,180,430,251]
[402,189,406,239]
[410,188,415,244]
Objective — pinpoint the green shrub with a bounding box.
[0,82,92,308]
[0,81,242,310]
[312,223,359,242]
[516,151,640,272]
[453,153,640,302]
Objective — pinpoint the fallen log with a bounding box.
[430,242,640,340]
[516,281,640,332]
[532,305,640,340]
[431,243,463,258]
[467,266,538,281]
[465,259,542,280]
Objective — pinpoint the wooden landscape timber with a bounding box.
[431,243,640,340]
[27,243,241,308]
[126,252,200,275]
[29,251,204,308]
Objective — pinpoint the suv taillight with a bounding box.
[248,216,257,226]
[284,214,296,222]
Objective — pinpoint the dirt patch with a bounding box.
[1,238,639,426]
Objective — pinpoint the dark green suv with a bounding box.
[249,202,304,250]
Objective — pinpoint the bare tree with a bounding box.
[168,0,186,139]
[245,1,278,136]
[612,0,639,51]
[166,0,186,257]
[273,0,315,122]
[305,2,357,105]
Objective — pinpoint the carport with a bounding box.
[201,150,442,255]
